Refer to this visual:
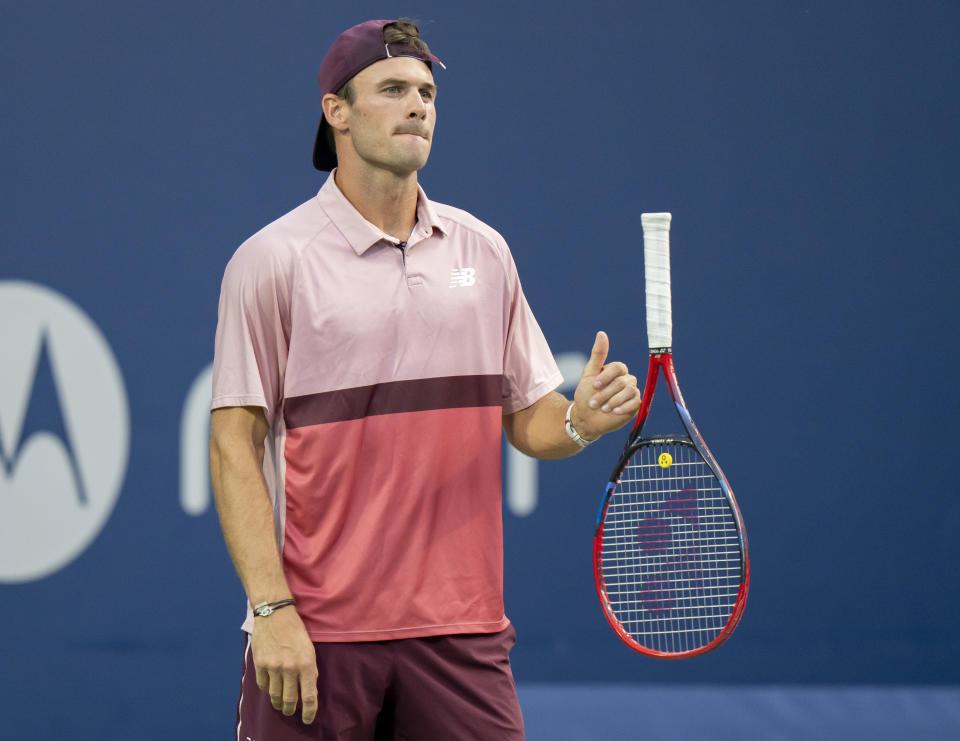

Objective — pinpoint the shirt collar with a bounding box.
[316,170,446,255]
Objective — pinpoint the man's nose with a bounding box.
[407,92,427,118]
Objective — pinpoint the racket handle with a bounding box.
[641,213,673,350]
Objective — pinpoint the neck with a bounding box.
[334,165,419,242]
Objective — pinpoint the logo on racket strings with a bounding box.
[0,281,129,583]
[636,488,702,611]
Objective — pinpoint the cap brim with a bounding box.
[312,117,337,171]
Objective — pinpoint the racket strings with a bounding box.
[599,441,743,654]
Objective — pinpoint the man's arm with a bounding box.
[209,406,318,725]
[502,331,641,459]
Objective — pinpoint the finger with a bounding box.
[587,367,631,409]
[588,375,627,409]
[592,361,629,390]
[300,669,319,724]
[268,670,284,711]
[589,375,635,409]
[603,386,642,415]
[256,665,269,693]
[582,331,609,376]
[282,667,300,716]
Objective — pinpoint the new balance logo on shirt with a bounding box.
[449,267,476,287]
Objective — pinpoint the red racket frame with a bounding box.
[593,351,750,658]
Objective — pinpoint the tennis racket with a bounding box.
[593,213,749,659]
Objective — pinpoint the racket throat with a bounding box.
[632,352,676,433]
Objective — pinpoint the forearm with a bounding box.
[503,391,584,460]
[210,409,318,724]
[210,435,292,605]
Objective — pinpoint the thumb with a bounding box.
[583,331,609,375]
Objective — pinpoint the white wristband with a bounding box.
[564,403,595,448]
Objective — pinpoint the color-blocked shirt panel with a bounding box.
[212,174,562,641]
[282,404,509,640]
[284,183,560,413]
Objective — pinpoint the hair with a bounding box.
[383,19,432,55]
[325,19,433,154]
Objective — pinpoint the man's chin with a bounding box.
[387,151,431,175]
[355,144,432,176]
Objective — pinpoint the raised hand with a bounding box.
[571,331,641,441]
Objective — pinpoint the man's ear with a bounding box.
[321,93,349,132]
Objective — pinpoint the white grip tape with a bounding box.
[641,212,673,349]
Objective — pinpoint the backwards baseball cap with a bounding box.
[312,19,446,171]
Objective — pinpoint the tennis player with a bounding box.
[210,18,641,740]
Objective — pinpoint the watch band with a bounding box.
[564,403,595,448]
[252,598,296,617]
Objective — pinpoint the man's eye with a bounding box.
[384,86,401,94]
[421,90,434,100]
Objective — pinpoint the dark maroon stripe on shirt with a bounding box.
[284,374,503,428]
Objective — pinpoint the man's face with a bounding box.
[342,56,437,176]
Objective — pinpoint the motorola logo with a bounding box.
[0,281,129,583]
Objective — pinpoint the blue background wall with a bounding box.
[2,1,959,738]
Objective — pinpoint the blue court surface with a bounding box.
[518,684,960,740]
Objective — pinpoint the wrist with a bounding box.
[565,403,596,448]
[247,583,294,608]
[252,598,296,618]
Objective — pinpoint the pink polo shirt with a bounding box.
[212,172,562,641]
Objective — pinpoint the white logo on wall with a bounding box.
[0,281,129,583]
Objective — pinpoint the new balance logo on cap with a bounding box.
[449,268,476,287]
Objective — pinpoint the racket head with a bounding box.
[593,357,749,658]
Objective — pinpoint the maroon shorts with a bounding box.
[234,625,525,740]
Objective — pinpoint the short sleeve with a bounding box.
[500,243,563,414]
[211,238,292,424]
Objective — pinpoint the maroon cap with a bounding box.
[312,19,445,171]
